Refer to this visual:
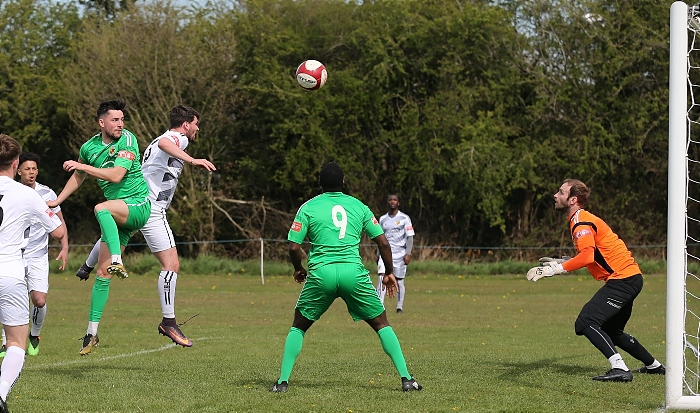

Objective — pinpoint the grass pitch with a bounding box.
[11,265,666,412]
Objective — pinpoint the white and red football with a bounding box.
[296,60,327,90]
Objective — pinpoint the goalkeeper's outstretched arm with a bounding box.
[560,246,595,273]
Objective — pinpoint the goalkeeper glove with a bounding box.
[526,261,566,282]
[538,256,571,265]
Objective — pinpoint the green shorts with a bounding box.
[296,263,385,322]
[100,198,151,246]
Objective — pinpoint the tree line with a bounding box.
[0,0,676,258]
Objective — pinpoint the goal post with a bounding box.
[668,1,700,409]
[668,1,688,409]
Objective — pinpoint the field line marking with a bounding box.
[24,336,215,370]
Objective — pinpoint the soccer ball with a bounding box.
[296,60,327,90]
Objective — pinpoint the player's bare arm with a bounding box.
[403,235,414,265]
[48,171,86,207]
[63,160,127,183]
[288,242,308,283]
[373,234,397,297]
[48,223,66,243]
[157,138,216,171]
[55,210,69,270]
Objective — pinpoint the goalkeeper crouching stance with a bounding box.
[526,179,664,382]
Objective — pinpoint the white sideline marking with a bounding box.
[25,337,214,370]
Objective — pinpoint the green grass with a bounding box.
[12,262,669,412]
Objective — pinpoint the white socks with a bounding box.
[86,241,100,268]
[30,304,46,337]
[376,275,386,304]
[158,271,178,318]
[0,346,25,401]
[87,321,99,336]
[608,353,629,371]
[396,278,406,310]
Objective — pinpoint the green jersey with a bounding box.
[78,129,149,201]
[288,192,384,270]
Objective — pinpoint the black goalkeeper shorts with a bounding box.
[574,273,643,336]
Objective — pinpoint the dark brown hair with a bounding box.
[170,104,200,129]
[0,134,22,170]
[564,178,590,207]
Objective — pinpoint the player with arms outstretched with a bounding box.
[527,179,665,382]
[75,104,216,347]
[270,162,422,393]
[49,100,151,355]
[0,134,66,413]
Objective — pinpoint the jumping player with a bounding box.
[75,104,216,347]
[48,100,151,355]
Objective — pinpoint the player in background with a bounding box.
[526,179,665,382]
[0,134,66,413]
[48,100,152,355]
[75,104,216,347]
[0,152,70,356]
[376,194,414,313]
[270,162,422,393]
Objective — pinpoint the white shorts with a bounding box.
[140,206,176,253]
[0,262,30,326]
[377,257,407,279]
[24,256,49,294]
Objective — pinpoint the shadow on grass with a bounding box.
[496,356,600,379]
[245,376,408,393]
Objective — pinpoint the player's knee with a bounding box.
[609,332,632,346]
[574,317,590,335]
[366,312,390,332]
[160,262,179,273]
[171,257,180,273]
[31,296,46,308]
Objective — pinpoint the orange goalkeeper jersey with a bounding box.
[561,209,641,282]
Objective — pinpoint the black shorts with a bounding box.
[574,274,643,336]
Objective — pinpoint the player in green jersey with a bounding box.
[270,162,422,393]
[48,100,151,355]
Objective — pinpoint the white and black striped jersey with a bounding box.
[141,130,189,210]
[23,182,61,259]
[0,176,62,270]
[378,210,415,260]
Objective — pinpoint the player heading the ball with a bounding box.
[48,100,152,355]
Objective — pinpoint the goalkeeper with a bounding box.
[526,179,664,382]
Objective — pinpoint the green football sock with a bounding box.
[89,277,111,322]
[377,326,411,379]
[278,327,305,383]
[95,209,121,256]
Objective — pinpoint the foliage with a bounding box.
[0,0,82,191]
[0,0,681,253]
